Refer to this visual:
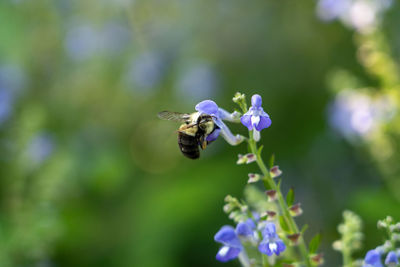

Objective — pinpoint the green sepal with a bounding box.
[257,145,264,157]
[309,233,321,254]
[286,187,295,207]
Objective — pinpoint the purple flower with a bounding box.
[195,100,243,145]
[258,222,286,256]
[363,249,383,267]
[236,219,256,236]
[385,251,398,266]
[240,94,271,141]
[214,226,242,262]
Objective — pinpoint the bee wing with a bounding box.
[158,111,191,122]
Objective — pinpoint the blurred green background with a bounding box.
[1,0,400,266]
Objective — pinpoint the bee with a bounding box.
[158,111,218,159]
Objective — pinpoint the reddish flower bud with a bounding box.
[270,165,282,178]
[287,233,301,245]
[310,253,324,265]
[289,203,303,217]
[265,190,277,201]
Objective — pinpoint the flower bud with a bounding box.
[378,220,388,229]
[270,165,282,178]
[236,153,256,164]
[236,154,246,165]
[232,92,245,104]
[224,195,233,202]
[265,190,277,201]
[287,233,301,245]
[246,153,256,164]
[289,203,303,217]
[310,253,324,266]
[247,173,261,183]
[223,204,233,213]
[265,210,277,220]
[332,240,342,251]
[240,205,248,213]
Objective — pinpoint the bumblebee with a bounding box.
[158,111,218,159]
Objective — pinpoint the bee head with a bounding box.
[198,115,215,134]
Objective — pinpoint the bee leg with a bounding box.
[201,140,207,150]
[199,135,207,150]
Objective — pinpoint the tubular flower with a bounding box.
[240,94,271,141]
[363,249,383,267]
[258,222,286,256]
[385,251,398,266]
[195,100,243,145]
[214,226,243,262]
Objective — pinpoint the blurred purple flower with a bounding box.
[176,62,218,101]
[124,52,166,94]
[316,0,394,32]
[316,0,351,21]
[65,20,131,61]
[240,94,271,141]
[258,222,286,256]
[27,133,54,165]
[363,249,383,267]
[101,21,132,55]
[328,90,396,141]
[0,64,26,125]
[385,251,398,265]
[65,24,101,60]
[0,90,13,125]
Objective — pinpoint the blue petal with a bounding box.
[385,251,398,265]
[195,100,219,116]
[276,239,286,256]
[206,128,220,142]
[214,226,242,248]
[236,221,253,236]
[262,222,277,238]
[258,240,273,256]
[364,249,383,267]
[245,218,256,229]
[240,114,253,130]
[216,246,241,262]
[251,94,262,108]
[255,114,272,131]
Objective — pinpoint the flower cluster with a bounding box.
[214,217,286,263]
[194,93,320,266]
[335,214,400,267]
[362,217,400,267]
[363,248,399,267]
[195,93,271,145]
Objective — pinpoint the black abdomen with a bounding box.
[178,132,199,159]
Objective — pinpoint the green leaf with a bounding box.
[279,215,290,233]
[269,153,275,169]
[301,224,309,234]
[286,188,295,207]
[309,233,321,254]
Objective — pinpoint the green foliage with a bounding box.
[286,188,295,207]
[309,233,321,254]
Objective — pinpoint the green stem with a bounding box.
[247,131,312,267]
[342,249,352,267]
[262,254,270,267]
